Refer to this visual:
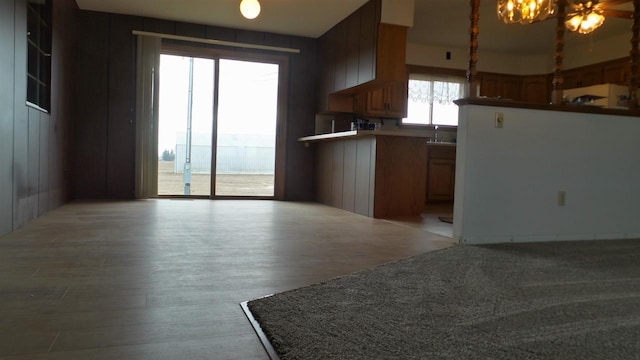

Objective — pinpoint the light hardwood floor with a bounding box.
[0,200,454,359]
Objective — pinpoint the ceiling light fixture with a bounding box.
[497,0,555,24]
[565,1,605,34]
[240,0,261,20]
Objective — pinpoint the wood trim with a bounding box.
[132,30,300,54]
[552,0,567,105]
[630,0,640,109]
[467,0,480,97]
[240,301,281,360]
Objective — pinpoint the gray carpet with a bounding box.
[247,239,640,359]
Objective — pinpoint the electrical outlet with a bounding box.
[495,112,504,128]
[558,191,566,206]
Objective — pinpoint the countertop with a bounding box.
[298,130,456,146]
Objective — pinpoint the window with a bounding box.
[402,75,466,127]
[27,0,52,112]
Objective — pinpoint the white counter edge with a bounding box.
[298,130,456,146]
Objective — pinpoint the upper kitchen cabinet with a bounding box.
[602,58,630,85]
[521,75,551,104]
[563,65,602,89]
[317,0,409,115]
[479,73,522,101]
[354,80,407,118]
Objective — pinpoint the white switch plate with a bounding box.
[558,191,566,206]
[495,112,504,128]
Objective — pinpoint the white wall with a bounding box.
[381,0,414,27]
[563,32,631,69]
[407,43,555,75]
[453,104,640,244]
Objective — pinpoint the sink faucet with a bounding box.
[434,125,439,142]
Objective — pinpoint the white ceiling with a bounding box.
[75,0,634,54]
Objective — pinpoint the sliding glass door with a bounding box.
[157,52,280,198]
[157,54,214,196]
[214,59,279,197]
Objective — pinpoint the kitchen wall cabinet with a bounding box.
[564,65,602,89]
[521,75,551,104]
[602,59,630,85]
[317,0,408,115]
[561,60,631,89]
[470,58,634,104]
[353,81,407,118]
[479,73,522,101]
[426,145,456,202]
[317,0,379,102]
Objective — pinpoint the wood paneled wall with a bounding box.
[0,0,77,236]
[73,11,318,201]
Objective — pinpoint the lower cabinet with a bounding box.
[315,134,427,218]
[426,146,456,202]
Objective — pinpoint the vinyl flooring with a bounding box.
[0,200,454,359]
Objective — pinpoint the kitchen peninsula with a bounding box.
[300,130,450,218]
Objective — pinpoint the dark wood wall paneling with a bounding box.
[12,1,30,231]
[74,11,318,201]
[0,0,16,235]
[74,11,110,198]
[0,0,77,236]
[286,37,318,201]
[107,15,143,198]
[50,0,78,208]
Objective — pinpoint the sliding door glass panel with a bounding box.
[215,59,278,197]
[158,54,214,196]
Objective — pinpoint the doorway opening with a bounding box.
[157,49,282,198]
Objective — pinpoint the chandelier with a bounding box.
[565,1,606,34]
[497,0,628,35]
[497,0,555,24]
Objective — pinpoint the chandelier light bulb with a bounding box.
[565,14,583,32]
[240,0,261,20]
[564,2,605,35]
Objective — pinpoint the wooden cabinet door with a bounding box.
[427,159,455,202]
[580,65,602,87]
[345,10,361,89]
[385,81,407,118]
[603,59,630,85]
[358,0,377,85]
[366,87,387,116]
[317,28,336,112]
[563,69,581,89]
[522,75,550,104]
[362,82,407,118]
[479,74,501,97]
[501,75,522,100]
[353,92,367,114]
[333,21,348,92]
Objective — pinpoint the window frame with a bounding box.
[26,0,52,113]
[401,66,468,129]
